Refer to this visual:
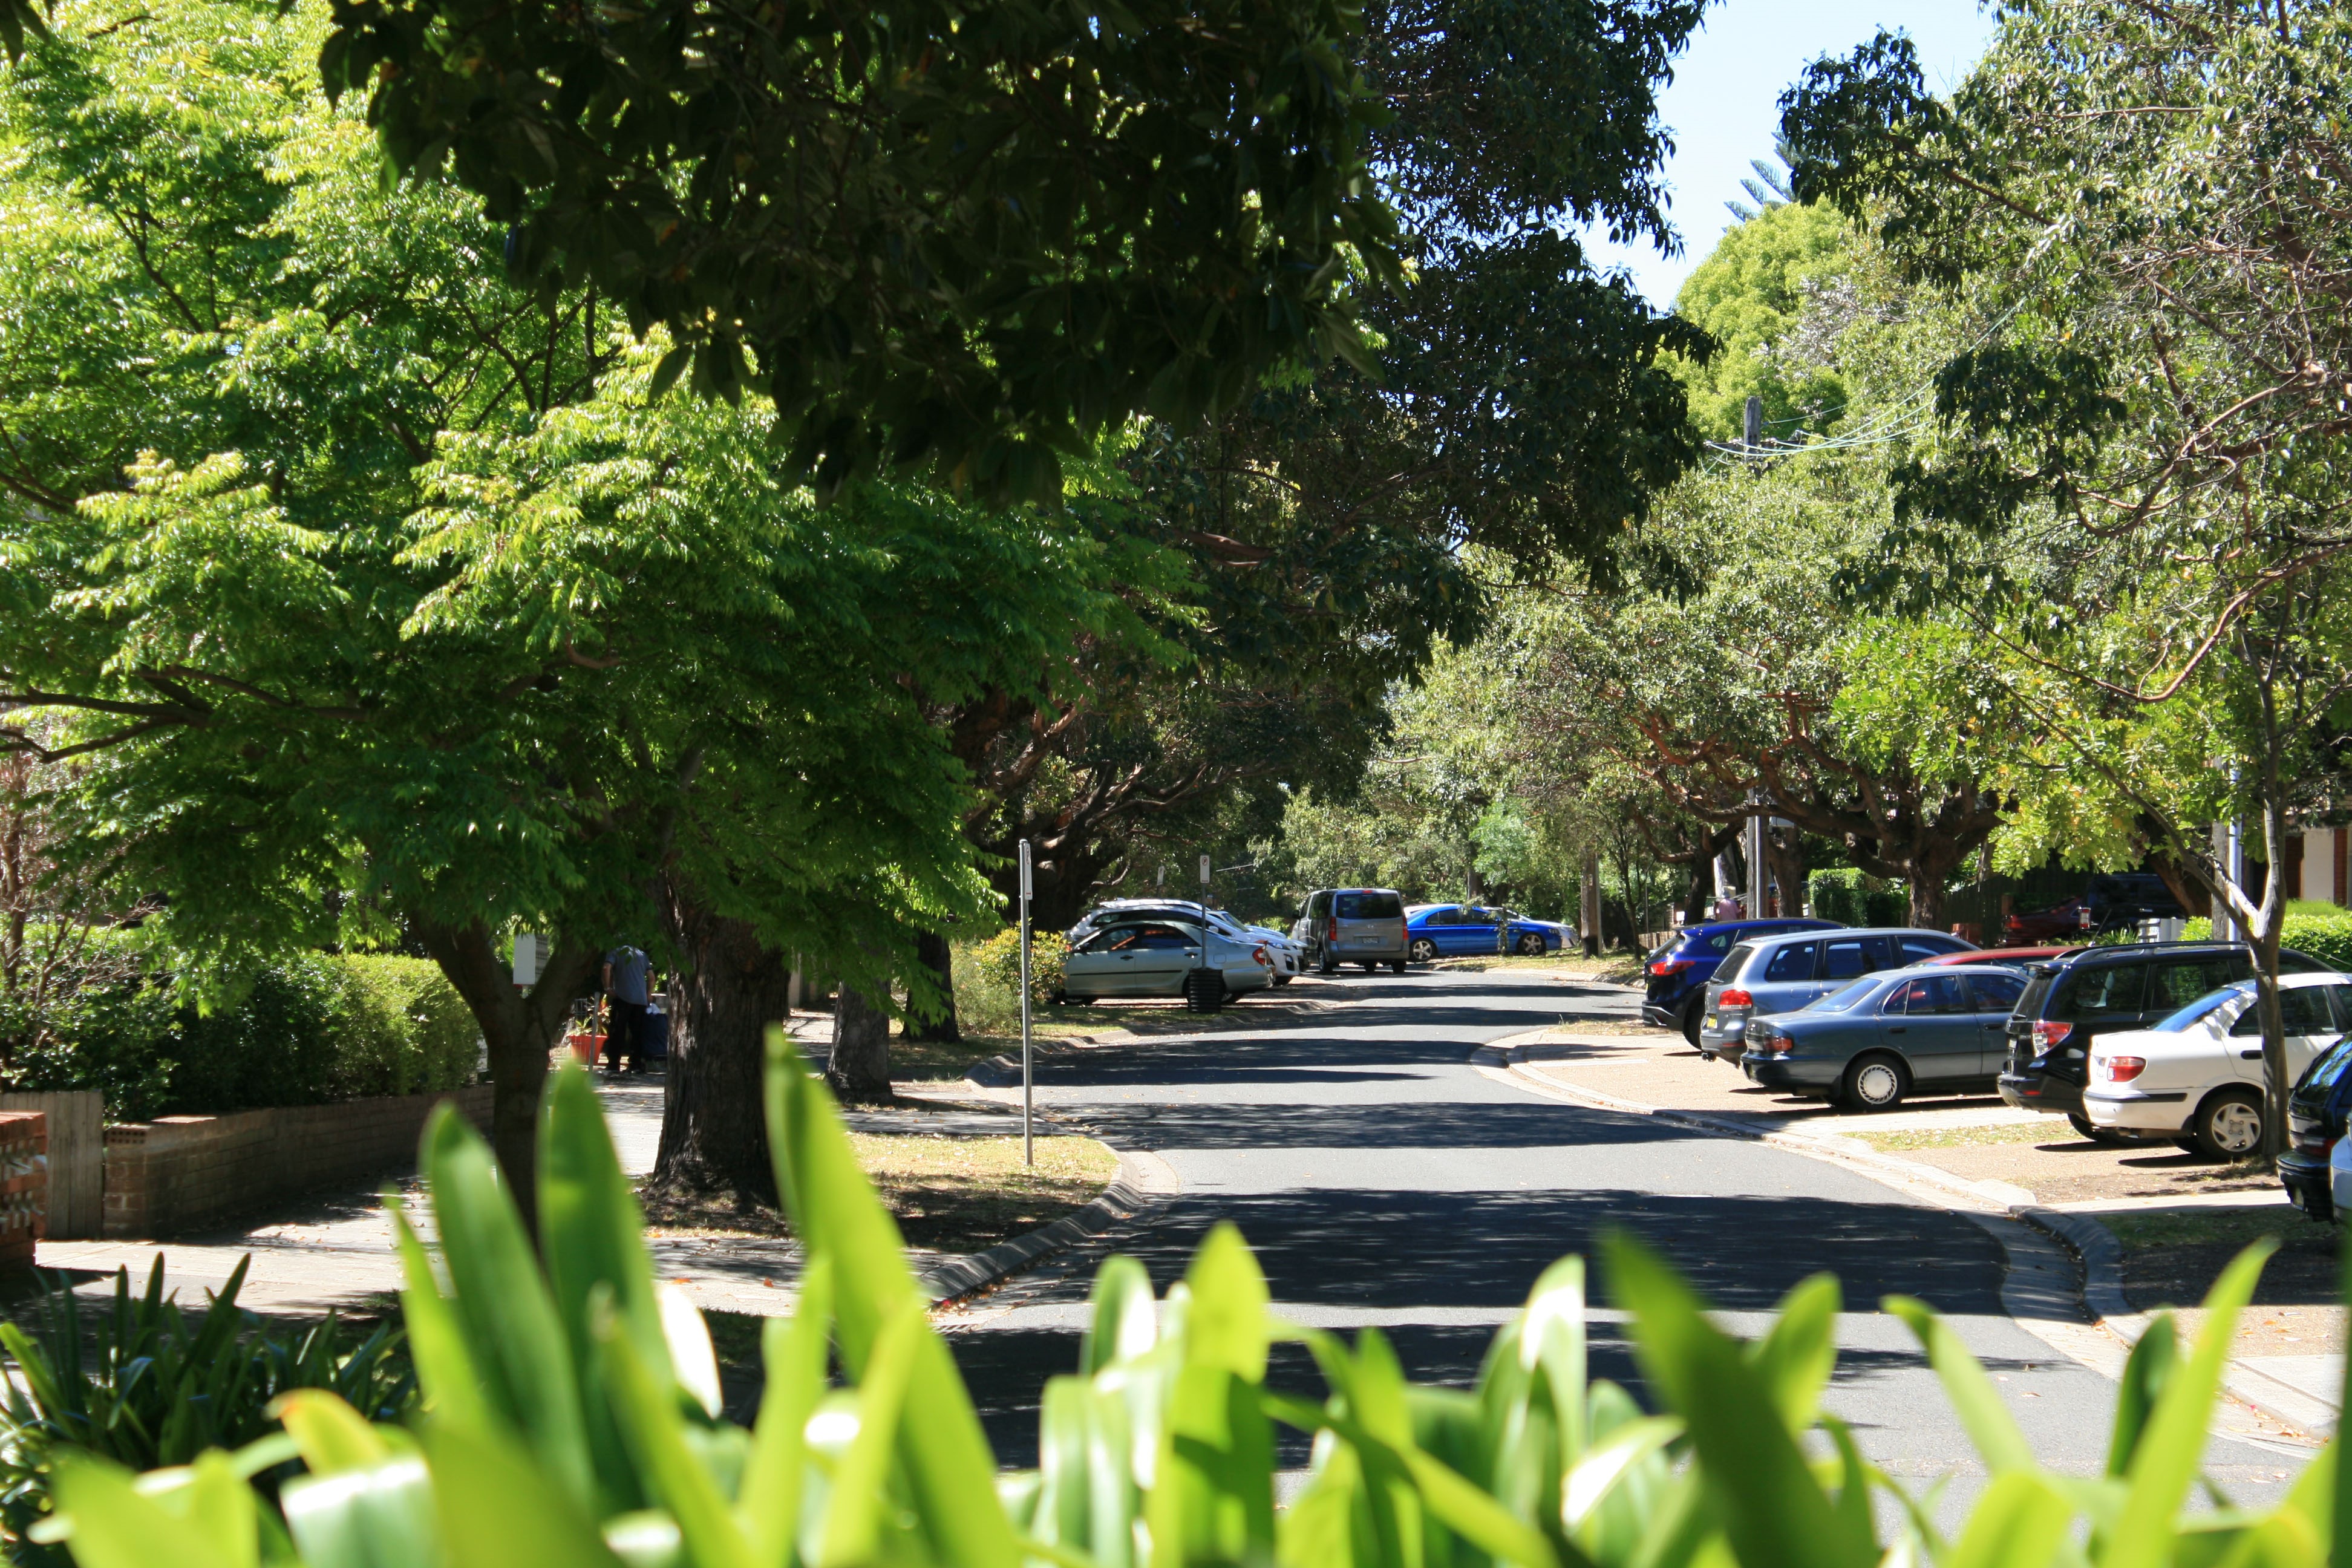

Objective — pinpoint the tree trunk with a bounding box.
[653,876,792,1202]
[1765,827,1809,921]
[903,930,960,1043]
[1907,878,1948,930]
[410,915,599,1234]
[830,980,893,1100]
[1580,851,1602,957]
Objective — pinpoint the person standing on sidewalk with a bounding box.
[603,944,651,1074]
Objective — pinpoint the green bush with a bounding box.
[30,1047,2336,1568]
[1805,867,1906,926]
[971,924,1069,1009]
[2183,910,2352,971]
[0,1257,413,1563]
[4,953,476,1120]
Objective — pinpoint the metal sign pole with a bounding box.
[1019,839,1033,1166]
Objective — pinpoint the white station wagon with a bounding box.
[2083,971,2352,1157]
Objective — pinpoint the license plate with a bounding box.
[1704,1016,1717,1029]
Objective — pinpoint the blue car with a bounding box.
[1641,918,1844,1045]
[1740,963,2032,1110]
[1403,904,1573,962]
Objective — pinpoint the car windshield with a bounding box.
[2299,1036,2352,1093]
[1805,978,1880,1013]
[2152,985,2247,1033]
[1334,892,1403,920]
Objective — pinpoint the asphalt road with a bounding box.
[941,965,2310,1514]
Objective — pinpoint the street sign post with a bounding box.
[1019,839,1033,1165]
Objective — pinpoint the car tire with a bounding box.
[1840,1053,1909,1112]
[1517,933,1547,956]
[1183,969,1226,1013]
[2188,1087,2263,1161]
[1409,938,1439,963]
[1272,974,1292,987]
[1360,960,1378,973]
[1315,947,1336,976]
[1680,1003,1704,1050]
[1390,959,1408,975]
[2066,1112,2129,1146]
[1050,990,1069,1007]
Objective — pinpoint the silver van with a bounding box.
[1293,888,1410,974]
[1699,927,1976,1060]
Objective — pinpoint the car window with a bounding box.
[1336,892,1403,920]
[2148,956,2238,1013]
[1883,973,1970,1015]
[1807,978,1879,1012]
[2232,985,2338,1036]
[1762,942,1820,982]
[1822,935,1890,981]
[2153,987,2243,1031]
[1719,944,1758,982]
[1967,971,2027,1013]
[1897,937,1955,964]
[1305,893,1327,920]
[1703,932,1733,953]
[2299,1036,2352,1093]
[2053,961,2148,1022]
[2331,984,2352,1030]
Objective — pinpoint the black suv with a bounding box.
[1999,941,2331,1138]
[2278,1034,2352,1220]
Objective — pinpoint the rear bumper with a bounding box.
[2278,1149,2331,1217]
[1998,1068,2084,1117]
[2081,1086,2190,1132]
[1742,1055,1840,1093]
[1641,999,1688,1030]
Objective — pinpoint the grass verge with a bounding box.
[641,1131,1119,1256]
[1854,1122,2064,1152]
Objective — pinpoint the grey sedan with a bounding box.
[1739,964,2030,1111]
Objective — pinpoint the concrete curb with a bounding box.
[1481,1027,2338,1443]
[918,1145,1182,1307]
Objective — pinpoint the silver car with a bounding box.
[1699,927,1978,1061]
[1059,916,1275,1011]
[1070,900,1301,984]
[1292,888,1410,974]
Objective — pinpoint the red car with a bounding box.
[2004,898,2099,944]
[1928,945,2080,967]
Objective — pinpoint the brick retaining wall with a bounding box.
[102,1084,495,1239]
[0,1111,44,1267]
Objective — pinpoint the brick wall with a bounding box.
[102,1085,494,1240]
[0,1111,45,1267]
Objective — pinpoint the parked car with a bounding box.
[1740,962,2031,1109]
[2003,874,2186,944]
[1058,915,1275,1010]
[2278,1034,2352,1220]
[1070,900,1302,984]
[1292,888,1410,974]
[1639,918,1844,1045]
[2083,972,2352,1158]
[1998,941,2335,1138]
[1698,927,1978,1061]
[1403,904,1575,962]
[1927,946,2080,968]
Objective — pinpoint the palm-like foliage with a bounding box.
[28,1042,2337,1568]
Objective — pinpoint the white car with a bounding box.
[1068,901,1301,985]
[2083,971,2352,1157]
[1058,915,1277,1011]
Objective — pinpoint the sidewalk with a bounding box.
[1485,1026,2342,1441]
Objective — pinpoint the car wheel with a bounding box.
[1315,947,1336,976]
[2066,1112,2129,1146]
[1050,990,1069,1007]
[1183,969,1226,1013]
[1680,1003,1704,1050]
[1272,974,1292,987]
[1840,1053,1908,1112]
[1409,938,1439,963]
[1516,933,1547,956]
[1390,959,1408,975]
[1360,959,1378,973]
[2189,1087,2263,1160]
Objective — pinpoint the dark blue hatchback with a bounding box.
[1641,918,1843,1044]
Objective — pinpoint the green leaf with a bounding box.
[417,1419,624,1568]
[2108,1314,2179,1480]
[386,1195,494,1435]
[598,1296,756,1568]
[739,1256,832,1566]
[1081,1255,1158,1375]
[1520,1255,1589,1465]
[1749,1273,1839,1431]
[1180,1223,1271,1383]
[273,1390,393,1476]
[1884,1295,2034,1475]
[48,1453,239,1568]
[280,1453,442,1568]
[1942,1471,2071,1568]
[815,1299,924,1568]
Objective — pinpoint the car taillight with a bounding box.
[1327,918,1339,944]
[1650,958,1693,977]
[2099,1055,2145,1083]
[1253,945,1269,965]
[2032,1020,2074,1050]
[1719,988,1753,1008]
[1766,1031,1794,1054]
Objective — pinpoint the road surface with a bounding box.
[940,966,2310,1510]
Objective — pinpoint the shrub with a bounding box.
[30,1048,2335,1568]
[2,952,476,1120]
[972,924,1069,1009]
[0,1258,413,1563]
[2183,910,2352,972]
[1806,867,1906,926]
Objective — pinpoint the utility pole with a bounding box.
[1746,789,1768,918]
[1743,394,1763,454]
[1018,838,1033,1166]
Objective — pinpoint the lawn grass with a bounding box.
[1854,1122,2066,1152]
[640,1131,1118,1256]
[2105,1205,2320,1254]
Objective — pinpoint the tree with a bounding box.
[1782,2,2352,1152]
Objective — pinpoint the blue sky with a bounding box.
[1582,0,1998,309]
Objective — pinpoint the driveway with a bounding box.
[936,965,2311,1509]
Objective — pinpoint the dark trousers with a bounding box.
[604,1001,647,1071]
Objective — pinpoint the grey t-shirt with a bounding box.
[605,947,650,1005]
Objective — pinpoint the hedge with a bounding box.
[971,925,1070,1008]
[1805,867,1907,926]
[2183,910,2352,972]
[4,952,478,1121]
